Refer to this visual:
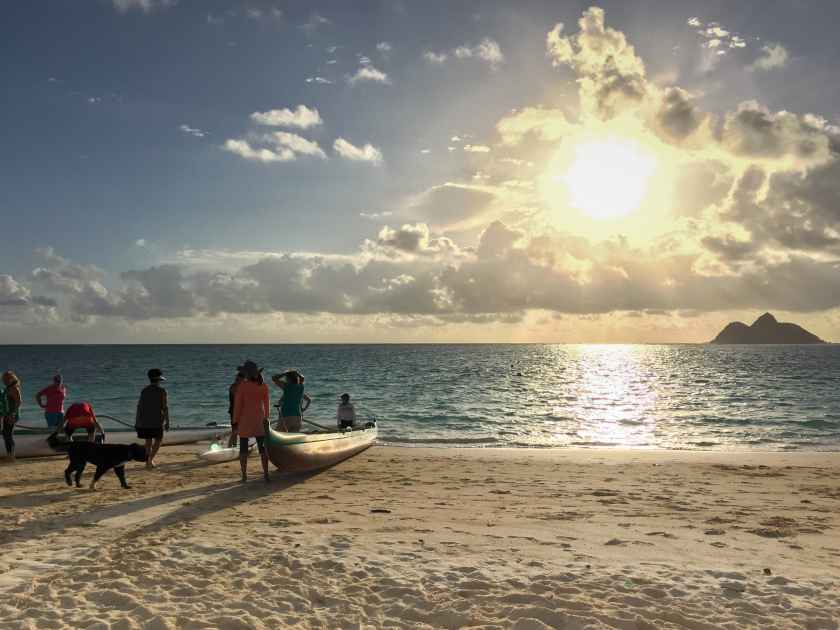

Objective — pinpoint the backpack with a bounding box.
[0,389,9,417]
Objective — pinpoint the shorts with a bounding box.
[137,427,164,440]
[45,412,64,429]
[239,436,265,455]
[280,416,302,432]
[339,420,354,430]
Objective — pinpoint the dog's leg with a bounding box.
[89,464,107,490]
[114,465,130,489]
[75,462,85,488]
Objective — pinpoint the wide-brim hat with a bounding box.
[238,360,262,379]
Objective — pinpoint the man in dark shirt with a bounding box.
[135,368,169,468]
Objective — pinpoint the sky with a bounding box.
[1,0,840,343]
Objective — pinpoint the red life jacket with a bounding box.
[65,402,95,429]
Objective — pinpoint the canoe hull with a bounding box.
[10,425,231,459]
[265,422,377,473]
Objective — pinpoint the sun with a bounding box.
[559,139,657,220]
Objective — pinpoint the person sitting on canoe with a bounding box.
[1,371,22,459]
[337,393,356,430]
[271,369,311,432]
[227,369,245,448]
[62,401,104,442]
[36,373,66,430]
[135,368,169,469]
[233,360,270,483]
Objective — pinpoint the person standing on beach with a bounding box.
[35,374,66,430]
[271,370,311,432]
[0,371,22,459]
[135,368,169,469]
[233,360,270,483]
[227,370,245,448]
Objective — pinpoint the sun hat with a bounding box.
[238,360,262,380]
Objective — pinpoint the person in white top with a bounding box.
[337,393,356,430]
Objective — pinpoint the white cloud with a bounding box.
[420,149,431,155]
[749,43,789,71]
[453,38,504,67]
[136,239,146,247]
[223,139,294,163]
[464,144,491,153]
[360,211,394,220]
[423,51,448,64]
[250,105,322,128]
[423,38,503,68]
[687,17,702,28]
[333,138,383,165]
[111,0,174,13]
[179,124,206,138]
[376,42,392,53]
[305,76,334,85]
[271,132,326,159]
[347,66,390,85]
[302,12,330,32]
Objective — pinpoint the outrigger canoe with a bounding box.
[264,420,377,473]
[11,423,231,459]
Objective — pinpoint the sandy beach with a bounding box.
[0,445,838,629]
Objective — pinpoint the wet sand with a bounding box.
[1,445,838,629]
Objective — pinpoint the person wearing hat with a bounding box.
[336,393,356,430]
[135,368,169,469]
[232,360,270,483]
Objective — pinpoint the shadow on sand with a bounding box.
[2,470,323,547]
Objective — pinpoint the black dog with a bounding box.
[64,442,147,490]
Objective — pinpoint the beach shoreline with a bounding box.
[1,444,838,628]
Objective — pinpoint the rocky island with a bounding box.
[710,312,826,344]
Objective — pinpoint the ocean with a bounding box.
[3,344,839,451]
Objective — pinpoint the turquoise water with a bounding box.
[3,344,840,450]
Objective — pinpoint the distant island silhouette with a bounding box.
[710,313,826,344]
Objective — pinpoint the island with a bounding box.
[710,312,826,344]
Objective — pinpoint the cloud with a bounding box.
[333,138,383,164]
[347,66,390,85]
[749,43,789,72]
[305,76,334,85]
[270,132,326,159]
[463,144,491,153]
[250,105,322,129]
[423,38,503,68]
[301,12,330,32]
[653,87,708,143]
[179,124,206,138]
[545,7,647,119]
[360,211,393,220]
[453,38,504,67]
[376,42,392,53]
[370,223,463,259]
[496,107,570,145]
[423,51,448,64]
[111,0,174,13]
[719,101,834,167]
[135,239,146,247]
[409,183,496,228]
[0,275,33,307]
[223,139,294,163]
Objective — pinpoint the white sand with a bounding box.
[1,446,839,629]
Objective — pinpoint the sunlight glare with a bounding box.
[560,140,657,220]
